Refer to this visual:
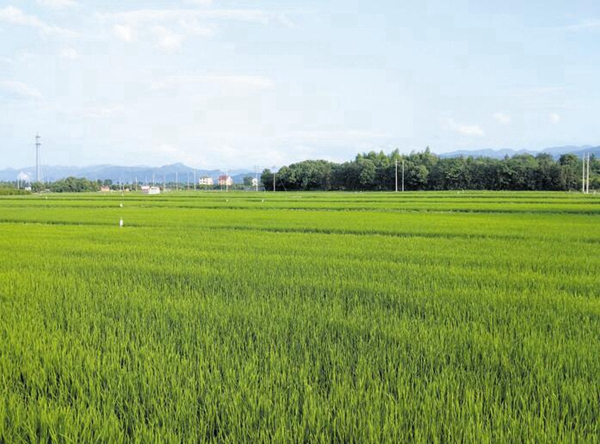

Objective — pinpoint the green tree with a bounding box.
[559,154,580,190]
[358,159,376,189]
[406,163,429,190]
[534,153,562,190]
[261,169,275,191]
[50,177,100,193]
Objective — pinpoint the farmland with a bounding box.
[0,191,598,442]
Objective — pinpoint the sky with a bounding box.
[1,0,600,169]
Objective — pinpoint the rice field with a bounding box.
[0,191,598,442]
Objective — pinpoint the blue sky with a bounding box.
[1,0,599,169]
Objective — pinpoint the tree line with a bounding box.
[23,177,101,193]
[261,149,598,192]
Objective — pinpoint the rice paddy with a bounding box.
[0,191,598,442]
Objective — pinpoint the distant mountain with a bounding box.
[540,146,599,158]
[439,149,537,159]
[0,163,254,184]
[440,146,600,159]
[3,145,599,183]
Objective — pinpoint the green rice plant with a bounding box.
[0,192,598,442]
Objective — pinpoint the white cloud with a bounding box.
[183,0,214,6]
[153,144,180,155]
[149,144,202,166]
[55,104,127,119]
[152,75,275,90]
[506,87,565,111]
[59,47,79,60]
[0,6,77,37]
[100,7,298,48]
[0,56,14,64]
[275,13,298,29]
[110,16,213,46]
[507,86,565,98]
[290,130,391,142]
[177,17,215,37]
[563,19,600,32]
[0,80,43,99]
[112,23,136,42]
[550,113,561,124]
[493,112,511,125]
[37,0,78,9]
[151,26,184,50]
[81,106,125,118]
[101,9,275,26]
[445,118,485,137]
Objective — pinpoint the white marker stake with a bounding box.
[119,219,123,228]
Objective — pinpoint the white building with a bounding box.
[199,177,214,186]
[141,186,161,195]
[218,175,233,186]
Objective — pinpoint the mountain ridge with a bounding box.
[2,145,598,182]
[439,146,600,159]
[1,164,254,184]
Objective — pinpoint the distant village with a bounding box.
[98,175,261,195]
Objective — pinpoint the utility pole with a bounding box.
[193,171,196,191]
[581,153,585,194]
[587,153,591,194]
[583,153,591,194]
[402,160,405,192]
[35,134,41,183]
[273,172,276,192]
[395,160,398,192]
[175,172,178,191]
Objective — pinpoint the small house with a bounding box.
[141,186,161,195]
[218,175,233,186]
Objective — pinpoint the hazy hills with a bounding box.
[2,146,598,183]
[439,146,600,159]
[1,163,254,184]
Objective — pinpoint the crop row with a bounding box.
[0,193,598,442]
